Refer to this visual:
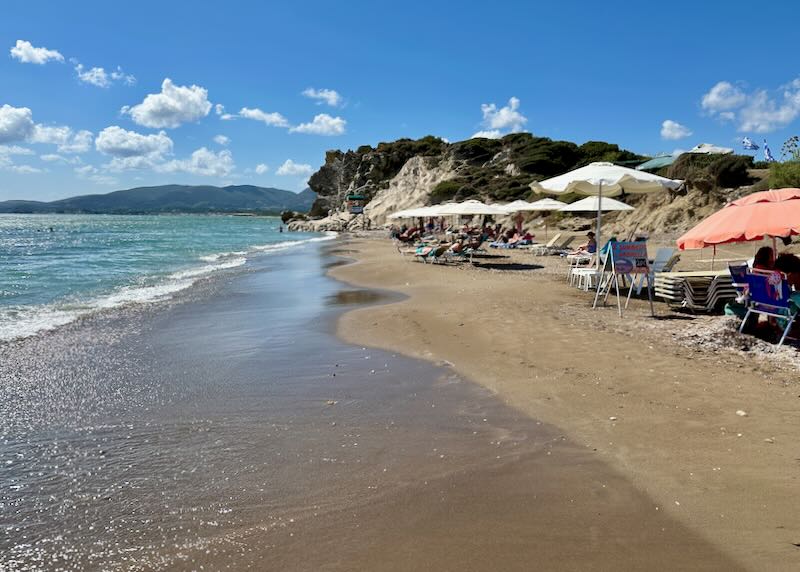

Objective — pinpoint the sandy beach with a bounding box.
[330,238,800,572]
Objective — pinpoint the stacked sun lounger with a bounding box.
[654,270,737,312]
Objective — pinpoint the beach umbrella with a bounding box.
[436,200,508,216]
[531,162,681,266]
[524,198,569,238]
[387,205,442,219]
[677,188,800,250]
[499,200,535,232]
[559,196,635,212]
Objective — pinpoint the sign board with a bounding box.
[611,241,649,275]
[593,240,655,317]
[349,205,364,214]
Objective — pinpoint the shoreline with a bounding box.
[3,239,743,571]
[329,237,800,572]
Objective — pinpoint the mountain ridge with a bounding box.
[0,184,316,214]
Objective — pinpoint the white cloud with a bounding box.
[158,147,234,177]
[8,164,42,174]
[701,81,746,113]
[60,130,93,153]
[0,145,34,156]
[74,164,117,185]
[302,87,342,107]
[214,103,225,115]
[239,107,290,127]
[276,159,313,176]
[122,78,212,128]
[255,163,269,174]
[739,82,800,133]
[0,105,92,153]
[110,66,136,85]
[660,119,693,140]
[96,126,173,160]
[700,78,800,133]
[213,134,230,146]
[10,40,64,65]
[289,113,346,135]
[470,129,502,139]
[75,64,111,88]
[0,105,35,143]
[31,125,94,153]
[41,153,81,164]
[0,150,42,174]
[480,97,527,133]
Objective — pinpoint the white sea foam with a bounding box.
[0,232,338,343]
[170,257,247,280]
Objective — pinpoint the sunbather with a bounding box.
[566,231,597,256]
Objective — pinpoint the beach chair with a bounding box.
[414,244,449,263]
[739,270,798,347]
[532,234,572,255]
[632,247,679,295]
[728,263,750,302]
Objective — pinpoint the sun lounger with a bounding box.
[632,247,679,295]
[532,233,570,255]
[654,270,737,312]
[414,244,450,263]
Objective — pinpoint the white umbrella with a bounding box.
[436,200,508,216]
[500,199,534,212]
[559,196,634,212]
[522,198,568,238]
[531,162,681,265]
[387,205,443,219]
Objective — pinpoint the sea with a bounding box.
[0,213,331,342]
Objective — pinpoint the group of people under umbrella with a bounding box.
[385,160,800,346]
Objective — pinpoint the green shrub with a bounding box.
[667,153,753,190]
[708,155,753,188]
[429,180,462,203]
[769,161,800,188]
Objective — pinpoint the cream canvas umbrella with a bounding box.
[531,162,681,265]
[559,196,634,213]
[387,205,444,219]
[523,198,568,238]
[436,200,508,216]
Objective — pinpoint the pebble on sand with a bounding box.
[735,410,748,417]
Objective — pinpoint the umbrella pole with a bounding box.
[596,182,603,269]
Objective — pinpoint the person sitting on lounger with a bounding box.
[566,231,597,256]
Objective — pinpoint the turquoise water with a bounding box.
[0,214,333,341]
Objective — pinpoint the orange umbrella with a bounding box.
[677,188,800,250]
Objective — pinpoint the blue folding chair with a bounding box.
[740,270,798,347]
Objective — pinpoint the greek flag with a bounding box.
[742,137,759,150]
[764,140,776,162]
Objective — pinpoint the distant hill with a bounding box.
[0,185,316,214]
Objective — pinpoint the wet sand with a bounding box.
[330,238,800,572]
[1,241,745,570]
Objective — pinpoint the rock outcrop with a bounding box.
[298,134,646,231]
[294,133,768,236]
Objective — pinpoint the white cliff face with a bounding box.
[364,156,457,226]
[289,155,458,232]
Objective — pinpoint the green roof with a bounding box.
[636,155,676,171]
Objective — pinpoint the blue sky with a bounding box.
[2,0,800,201]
